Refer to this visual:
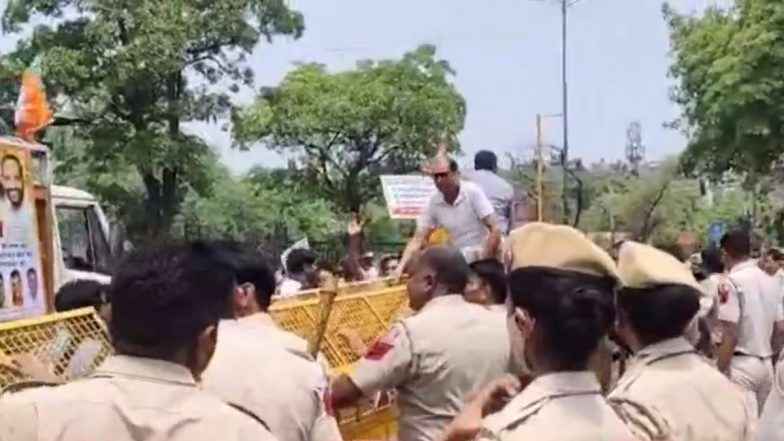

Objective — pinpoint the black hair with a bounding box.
[55,280,109,313]
[720,229,750,259]
[10,270,20,280]
[108,242,235,358]
[509,267,616,371]
[474,150,498,172]
[419,246,470,294]
[701,248,724,274]
[469,259,507,304]
[1,154,21,172]
[617,284,700,346]
[767,248,784,262]
[449,159,459,173]
[286,248,317,275]
[26,268,36,276]
[211,241,277,312]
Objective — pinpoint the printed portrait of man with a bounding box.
[2,154,25,210]
[27,267,38,300]
[10,269,23,307]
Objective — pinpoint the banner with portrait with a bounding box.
[0,146,45,321]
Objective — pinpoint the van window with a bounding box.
[56,205,111,274]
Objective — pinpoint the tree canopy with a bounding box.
[665,0,784,176]
[233,44,466,212]
[1,0,304,240]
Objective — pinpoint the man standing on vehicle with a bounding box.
[397,150,501,272]
[468,151,514,235]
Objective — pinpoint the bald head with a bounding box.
[411,246,470,294]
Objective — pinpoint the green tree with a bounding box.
[175,164,339,243]
[2,0,304,240]
[665,0,784,241]
[233,44,466,212]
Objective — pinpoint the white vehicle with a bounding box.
[51,184,116,291]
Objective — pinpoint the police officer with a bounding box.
[331,246,514,441]
[0,243,277,441]
[201,242,341,441]
[610,241,750,441]
[716,230,784,420]
[441,222,649,441]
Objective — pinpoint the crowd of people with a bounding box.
[2,148,784,441]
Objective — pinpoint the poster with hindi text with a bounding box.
[380,175,437,220]
[0,145,45,321]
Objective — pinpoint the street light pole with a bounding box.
[536,114,544,222]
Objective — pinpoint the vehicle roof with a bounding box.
[52,185,96,202]
[0,135,48,152]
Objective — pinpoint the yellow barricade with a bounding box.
[0,281,409,440]
[0,308,111,388]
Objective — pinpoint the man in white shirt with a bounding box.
[716,230,784,421]
[397,154,501,272]
[278,249,319,297]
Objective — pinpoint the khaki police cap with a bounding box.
[618,241,701,291]
[508,222,618,278]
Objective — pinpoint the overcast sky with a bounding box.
[0,0,730,173]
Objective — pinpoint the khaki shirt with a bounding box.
[0,355,276,441]
[479,372,638,441]
[758,357,784,440]
[610,337,750,441]
[245,312,329,368]
[349,295,513,441]
[720,260,783,357]
[202,318,341,441]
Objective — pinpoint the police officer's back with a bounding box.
[610,241,750,441]
[0,243,276,441]
[474,223,642,441]
[201,243,341,441]
[331,246,513,441]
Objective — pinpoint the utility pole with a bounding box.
[560,0,570,225]
[536,114,544,221]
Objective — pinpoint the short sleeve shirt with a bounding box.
[416,181,495,254]
[349,295,513,441]
[720,260,784,357]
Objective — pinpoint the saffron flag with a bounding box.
[14,56,53,142]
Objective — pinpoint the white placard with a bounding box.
[379,175,436,220]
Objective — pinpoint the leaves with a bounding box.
[233,44,466,212]
[2,0,304,240]
[665,0,784,177]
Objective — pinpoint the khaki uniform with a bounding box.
[0,355,276,441]
[202,317,341,441]
[756,362,784,440]
[349,295,513,441]
[478,372,637,441]
[610,337,751,441]
[719,261,782,417]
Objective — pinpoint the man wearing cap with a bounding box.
[716,230,784,420]
[439,222,649,441]
[397,152,502,273]
[331,246,514,441]
[609,241,750,441]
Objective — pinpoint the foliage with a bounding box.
[174,164,339,243]
[233,44,466,212]
[2,0,304,241]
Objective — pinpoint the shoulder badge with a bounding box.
[718,281,730,304]
[365,326,401,361]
